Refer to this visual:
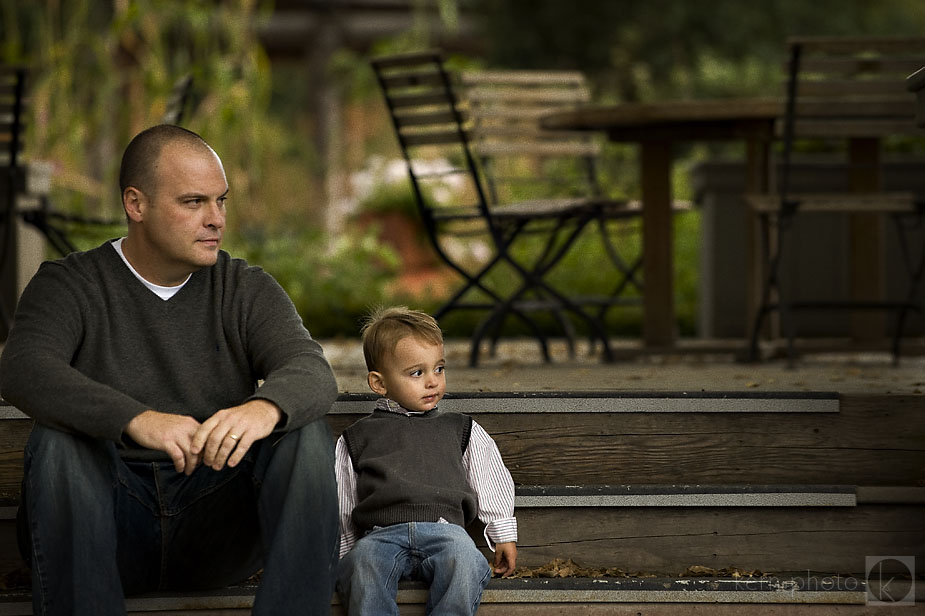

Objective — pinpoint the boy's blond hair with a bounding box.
[361,306,443,372]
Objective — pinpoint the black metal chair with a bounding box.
[746,36,925,363]
[458,69,647,330]
[371,51,642,365]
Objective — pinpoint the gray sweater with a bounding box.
[0,240,338,459]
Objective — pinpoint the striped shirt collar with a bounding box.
[376,397,437,417]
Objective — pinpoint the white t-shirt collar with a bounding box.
[111,238,191,301]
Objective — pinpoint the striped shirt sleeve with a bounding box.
[463,420,518,550]
[335,435,361,558]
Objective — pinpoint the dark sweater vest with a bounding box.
[343,409,476,532]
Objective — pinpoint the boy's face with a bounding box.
[368,335,446,412]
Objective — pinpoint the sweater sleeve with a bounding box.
[236,265,338,430]
[0,260,150,441]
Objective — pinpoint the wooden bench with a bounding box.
[2,390,923,613]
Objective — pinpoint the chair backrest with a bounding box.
[370,51,496,243]
[460,69,603,204]
[162,74,194,125]
[780,36,925,196]
[0,66,26,169]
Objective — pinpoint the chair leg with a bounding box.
[748,212,777,362]
[890,212,925,365]
[503,217,614,362]
[469,302,551,367]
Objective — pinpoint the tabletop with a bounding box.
[540,98,783,141]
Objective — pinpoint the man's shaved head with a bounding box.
[119,124,214,198]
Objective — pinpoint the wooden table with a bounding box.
[541,98,782,348]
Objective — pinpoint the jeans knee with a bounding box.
[258,420,335,486]
[24,424,117,496]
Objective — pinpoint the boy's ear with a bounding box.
[368,371,387,396]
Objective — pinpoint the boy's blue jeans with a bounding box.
[336,522,492,616]
[18,420,339,616]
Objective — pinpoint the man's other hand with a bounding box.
[191,399,282,471]
[125,410,202,474]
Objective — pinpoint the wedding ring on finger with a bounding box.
[228,433,240,441]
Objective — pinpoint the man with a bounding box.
[0,125,340,615]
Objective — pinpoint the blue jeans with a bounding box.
[336,522,492,616]
[18,420,339,616]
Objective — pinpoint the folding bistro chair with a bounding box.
[747,36,925,363]
[371,51,641,365]
[459,69,646,327]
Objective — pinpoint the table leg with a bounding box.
[848,138,884,343]
[640,139,675,348]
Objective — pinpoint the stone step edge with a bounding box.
[1,575,894,614]
[3,486,923,519]
[333,391,841,414]
[515,484,860,507]
[0,390,841,419]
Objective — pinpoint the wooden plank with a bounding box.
[2,393,921,494]
[747,192,916,213]
[466,89,589,105]
[381,71,444,89]
[640,138,674,348]
[511,504,925,574]
[792,118,918,137]
[474,395,922,486]
[461,71,587,87]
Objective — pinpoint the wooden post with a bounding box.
[639,139,675,348]
[848,137,884,343]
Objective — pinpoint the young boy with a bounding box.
[335,306,517,615]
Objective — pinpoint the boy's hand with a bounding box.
[493,542,517,577]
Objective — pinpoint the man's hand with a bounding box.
[493,542,517,577]
[125,410,203,475]
[191,399,282,472]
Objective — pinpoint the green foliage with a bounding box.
[470,0,925,103]
[225,227,401,339]
[0,0,310,230]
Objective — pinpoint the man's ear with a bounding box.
[368,371,387,396]
[123,187,145,223]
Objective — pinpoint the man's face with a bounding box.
[371,336,446,413]
[128,141,228,286]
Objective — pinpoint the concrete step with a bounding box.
[2,391,922,612]
[3,575,921,615]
